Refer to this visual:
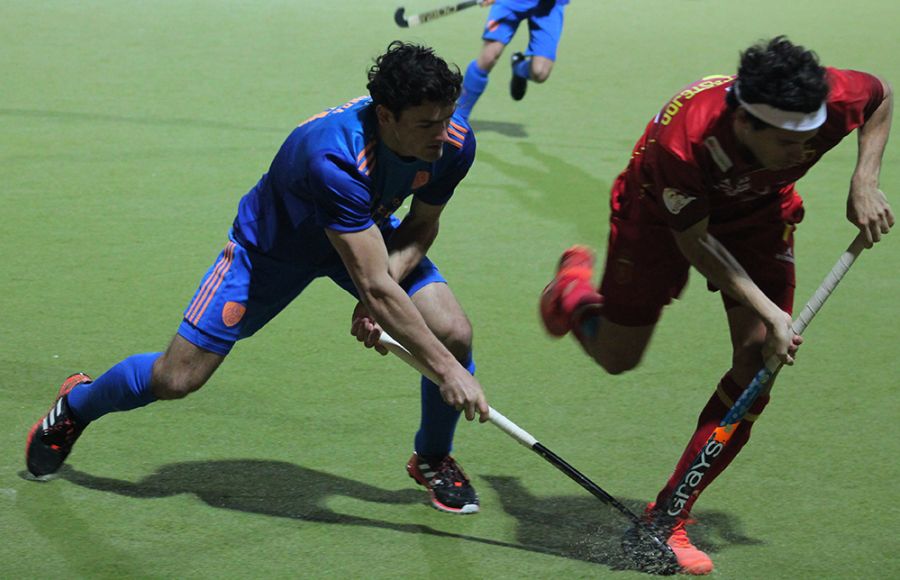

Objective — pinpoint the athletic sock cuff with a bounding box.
[512,57,531,79]
[716,373,770,421]
[463,60,490,92]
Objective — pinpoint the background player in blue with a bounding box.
[455,0,569,122]
[26,42,490,515]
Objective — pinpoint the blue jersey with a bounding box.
[232,97,476,264]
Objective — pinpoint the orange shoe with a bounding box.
[639,502,714,575]
[539,245,599,337]
[667,518,714,575]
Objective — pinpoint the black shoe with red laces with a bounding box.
[406,453,479,514]
[25,373,92,478]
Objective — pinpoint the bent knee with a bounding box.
[152,336,223,399]
[587,348,642,376]
[596,356,640,375]
[152,374,206,400]
[530,69,551,83]
[529,60,553,83]
[154,381,202,400]
[438,322,474,363]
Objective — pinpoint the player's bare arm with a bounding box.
[327,225,489,421]
[385,198,443,283]
[672,218,801,365]
[848,76,895,247]
[349,199,443,353]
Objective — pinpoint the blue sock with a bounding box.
[455,60,489,122]
[513,56,531,80]
[414,354,476,457]
[67,352,161,423]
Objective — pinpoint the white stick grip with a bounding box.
[377,332,438,382]
[760,234,866,373]
[792,234,866,335]
[484,407,539,448]
[376,332,538,448]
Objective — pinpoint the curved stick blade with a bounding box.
[394,7,409,27]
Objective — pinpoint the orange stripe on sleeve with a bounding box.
[356,140,376,162]
[449,121,468,134]
[447,127,466,141]
[357,140,377,174]
[358,156,376,175]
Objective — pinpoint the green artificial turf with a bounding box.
[2,1,898,577]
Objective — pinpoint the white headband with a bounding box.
[734,83,827,131]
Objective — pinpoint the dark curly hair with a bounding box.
[367,41,462,119]
[726,36,829,129]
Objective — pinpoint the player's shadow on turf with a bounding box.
[475,141,609,243]
[54,461,760,572]
[58,459,420,523]
[54,460,557,560]
[482,474,763,569]
[469,119,529,138]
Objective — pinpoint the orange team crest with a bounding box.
[222,301,246,327]
[411,170,431,190]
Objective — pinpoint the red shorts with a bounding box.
[599,181,803,327]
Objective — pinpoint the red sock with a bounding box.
[654,373,770,515]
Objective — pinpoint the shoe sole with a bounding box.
[21,469,59,482]
[429,499,479,515]
[669,545,714,575]
[25,416,67,479]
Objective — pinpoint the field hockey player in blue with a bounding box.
[26,41,489,515]
[455,0,569,122]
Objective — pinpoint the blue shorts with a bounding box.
[178,231,447,355]
[483,0,566,60]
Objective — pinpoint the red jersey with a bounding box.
[614,68,884,231]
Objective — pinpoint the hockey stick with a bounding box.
[376,331,679,574]
[394,0,482,28]
[652,233,868,535]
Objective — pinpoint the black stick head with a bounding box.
[621,524,680,575]
[394,7,409,27]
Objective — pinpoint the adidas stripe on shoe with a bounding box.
[406,453,479,514]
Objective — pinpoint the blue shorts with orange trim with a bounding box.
[178,230,447,356]
[482,1,565,60]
